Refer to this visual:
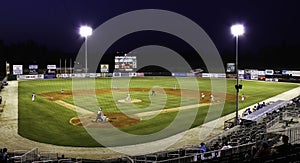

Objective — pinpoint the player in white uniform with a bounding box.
[210,94,214,102]
[126,93,131,101]
[95,107,102,122]
[241,94,245,102]
[201,92,205,100]
[32,93,35,102]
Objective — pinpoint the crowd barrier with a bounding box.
[12,148,39,163]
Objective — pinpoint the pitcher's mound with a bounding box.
[117,99,142,103]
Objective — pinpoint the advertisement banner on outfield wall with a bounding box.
[47,65,56,69]
[59,74,72,78]
[202,73,226,78]
[99,73,105,77]
[282,70,300,77]
[256,70,265,80]
[135,73,144,77]
[172,72,188,77]
[113,72,121,77]
[44,74,57,79]
[226,63,235,72]
[250,69,258,80]
[265,78,278,82]
[89,73,96,78]
[244,69,251,79]
[100,64,109,72]
[265,69,274,75]
[226,73,236,78]
[129,73,137,77]
[29,64,38,75]
[238,70,244,79]
[13,65,23,75]
[120,73,130,77]
[186,73,195,77]
[17,74,44,80]
[258,70,265,76]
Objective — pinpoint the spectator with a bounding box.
[273,135,293,156]
[247,108,252,114]
[213,142,221,150]
[254,141,272,159]
[243,108,252,117]
[221,141,232,150]
[252,105,257,112]
[1,148,9,163]
[198,142,207,153]
[212,142,221,157]
[257,103,261,109]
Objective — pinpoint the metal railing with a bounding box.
[13,148,39,163]
[266,116,280,128]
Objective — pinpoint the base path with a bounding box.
[1,81,300,160]
[54,100,93,115]
[134,103,210,117]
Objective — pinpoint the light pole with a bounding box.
[79,26,93,73]
[231,24,245,125]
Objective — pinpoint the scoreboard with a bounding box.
[114,56,137,72]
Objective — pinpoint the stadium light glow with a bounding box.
[79,26,93,37]
[79,25,93,73]
[231,23,245,126]
[231,24,245,36]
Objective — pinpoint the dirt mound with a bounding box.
[70,112,140,128]
[117,98,142,103]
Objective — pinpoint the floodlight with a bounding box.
[79,26,93,37]
[231,24,245,37]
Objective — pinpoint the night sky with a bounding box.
[0,0,299,76]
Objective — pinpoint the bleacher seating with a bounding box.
[124,96,300,163]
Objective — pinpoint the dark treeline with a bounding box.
[0,40,76,78]
[220,42,300,71]
[1,39,299,78]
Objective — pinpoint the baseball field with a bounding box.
[17,77,299,147]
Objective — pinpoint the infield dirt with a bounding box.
[39,88,236,128]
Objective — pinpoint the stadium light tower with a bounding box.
[79,25,93,73]
[231,24,245,125]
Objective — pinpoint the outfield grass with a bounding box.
[18,77,299,147]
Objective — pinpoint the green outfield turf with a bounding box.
[18,77,299,147]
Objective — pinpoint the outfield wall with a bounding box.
[15,71,300,83]
[16,73,143,80]
[16,72,226,80]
